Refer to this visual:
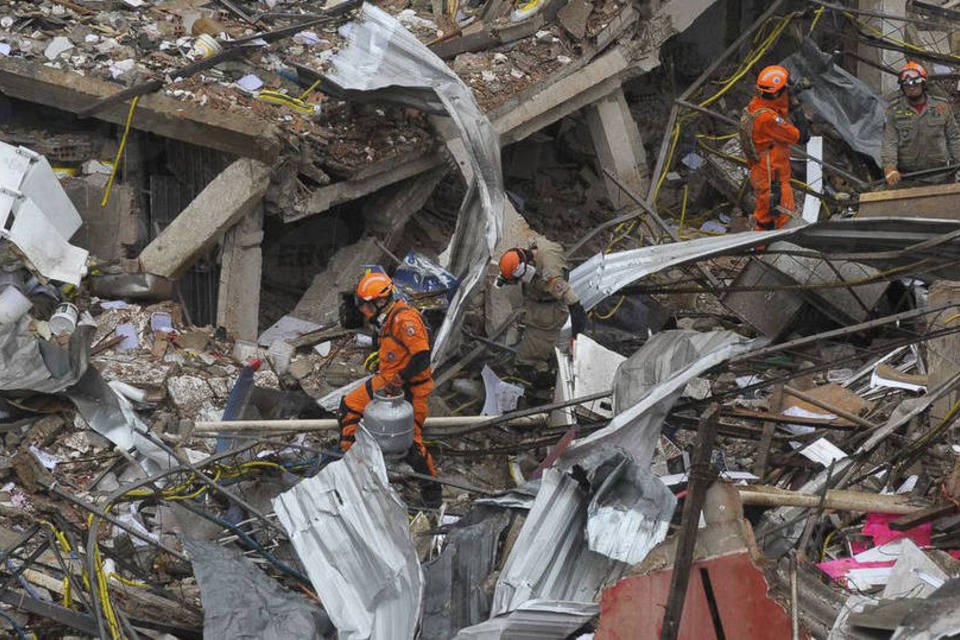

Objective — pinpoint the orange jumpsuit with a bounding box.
[746,94,800,230]
[338,299,437,478]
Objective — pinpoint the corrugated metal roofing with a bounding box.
[272,430,422,640]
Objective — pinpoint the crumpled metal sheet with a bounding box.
[67,368,174,477]
[891,577,960,640]
[783,38,885,167]
[560,330,764,470]
[0,142,87,285]
[272,428,423,640]
[586,454,676,565]
[421,506,513,640]
[325,3,503,364]
[490,466,629,617]
[452,600,598,639]
[0,315,91,393]
[569,228,799,311]
[184,538,333,640]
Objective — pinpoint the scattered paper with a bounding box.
[236,74,264,93]
[795,437,847,466]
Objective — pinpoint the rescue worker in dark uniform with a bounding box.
[497,235,587,388]
[882,61,960,187]
[337,270,441,508]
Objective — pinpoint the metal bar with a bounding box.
[47,485,187,561]
[732,301,959,363]
[810,0,953,26]
[0,586,99,635]
[601,167,722,291]
[660,407,720,640]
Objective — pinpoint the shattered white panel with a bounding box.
[273,429,422,640]
[326,3,503,363]
[0,188,88,285]
[569,229,798,311]
[0,142,81,235]
[481,364,524,415]
[572,335,624,418]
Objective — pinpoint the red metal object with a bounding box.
[596,552,802,640]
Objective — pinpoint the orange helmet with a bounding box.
[757,65,790,96]
[356,271,393,302]
[498,249,525,280]
[899,61,927,83]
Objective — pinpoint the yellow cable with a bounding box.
[679,185,689,234]
[810,6,824,33]
[100,96,140,209]
[299,79,321,101]
[592,295,625,320]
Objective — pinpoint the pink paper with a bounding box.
[862,512,932,547]
[816,558,896,581]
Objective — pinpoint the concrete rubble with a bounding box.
[3,0,960,638]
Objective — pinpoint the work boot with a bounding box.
[404,444,443,509]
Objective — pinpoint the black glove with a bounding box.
[792,107,811,145]
[568,301,587,338]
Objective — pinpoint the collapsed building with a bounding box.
[2,0,960,638]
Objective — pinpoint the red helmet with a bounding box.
[498,249,525,280]
[899,61,927,83]
[356,271,393,302]
[757,65,790,96]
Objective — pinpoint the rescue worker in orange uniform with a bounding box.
[337,270,442,508]
[741,64,810,230]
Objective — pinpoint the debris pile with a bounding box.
[4,0,960,639]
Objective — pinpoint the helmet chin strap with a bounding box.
[370,297,394,329]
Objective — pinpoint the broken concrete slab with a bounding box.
[292,237,385,326]
[139,158,271,279]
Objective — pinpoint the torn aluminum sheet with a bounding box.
[452,600,598,640]
[273,428,423,640]
[569,228,798,311]
[0,315,92,393]
[421,507,513,640]
[559,330,764,471]
[891,577,960,640]
[67,368,173,476]
[586,454,676,565]
[184,538,332,640]
[324,3,503,364]
[0,143,87,285]
[491,466,629,617]
[784,37,884,167]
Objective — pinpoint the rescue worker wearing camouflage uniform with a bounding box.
[337,270,441,507]
[882,61,960,187]
[497,236,587,385]
[741,65,810,231]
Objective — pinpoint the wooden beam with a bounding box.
[0,57,280,162]
[140,159,271,279]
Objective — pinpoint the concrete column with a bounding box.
[857,0,906,97]
[216,205,263,342]
[585,87,650,209]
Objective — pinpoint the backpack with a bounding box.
[739,106,776,164]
